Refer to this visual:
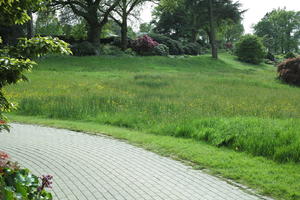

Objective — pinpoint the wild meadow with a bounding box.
[5,53,300,163]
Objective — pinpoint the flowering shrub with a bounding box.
[277,56,300,86]
[0,152,53,200]
[131,35,159,55]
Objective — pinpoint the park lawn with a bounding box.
[5,53,300,199]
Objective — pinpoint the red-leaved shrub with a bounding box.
[131,35,159,55]
[277,57,300,86]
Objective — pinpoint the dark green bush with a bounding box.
[285,52,297,59]
[183,43,201,55]
[235,34,266,64]
[100,45,124,56]
[266,52,276,61]
[148,33,184,55]
[71,41,98,56]
[152,44,169,56]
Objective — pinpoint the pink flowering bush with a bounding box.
[131,35,159,55]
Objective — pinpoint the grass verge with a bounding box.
[8,114,300,200]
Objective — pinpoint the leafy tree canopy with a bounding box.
[0,0,72,132]
[0,0,43,25]
[254,8,300,54]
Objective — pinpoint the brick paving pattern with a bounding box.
[0,124,271,200]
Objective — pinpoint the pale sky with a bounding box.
[139,0,300,33]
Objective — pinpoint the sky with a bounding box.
[139,0,300,33]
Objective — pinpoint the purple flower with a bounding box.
[38,175,53,192]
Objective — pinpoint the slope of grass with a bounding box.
[4,53,300,198]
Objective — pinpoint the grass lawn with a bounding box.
[5,53,300,199]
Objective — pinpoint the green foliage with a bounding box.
[0,0,43,25]
[154,0,243,42]
[139,23,154,33]
[254,9,300,54]
[71,41,98,56]
[149,33,184,55]
[100,45,133,56]
[70,21,87,40]
[285,52,297,59]
[0,36,71,132]
[152,44,169,56]
[235,34,266,64]
[0,152,53,200]
[10,36,71,59]
[0,169,52,200]
[218,20,244,43]
[36,11,64,36]
[183,43,201,55]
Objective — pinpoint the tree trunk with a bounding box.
[208,0,218,59]
[87,23,101,47]
[121,16,128,51]
[191,29,198,43]
[190,14,198,43]
[27,11,34,39]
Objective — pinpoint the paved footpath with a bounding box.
[0,124,271,200]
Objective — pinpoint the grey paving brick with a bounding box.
[0,124,273,200]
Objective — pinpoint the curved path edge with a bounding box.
[0,123,273,200]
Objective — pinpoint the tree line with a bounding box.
[1,0,299,58]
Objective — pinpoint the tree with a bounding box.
[0,0,72,132]
[51,0,122,46]
[254,9,300,54]
[109,0,149,50]
[218,20,244,43]
[36,10,64,36]
[235,34,266,64]
[139,23,154,33]
[153,0,243,58]
[208,0,217,59]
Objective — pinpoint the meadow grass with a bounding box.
[5,53,300,199]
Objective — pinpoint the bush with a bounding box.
[99,45,136,56]
[285,52,297,59]
[124,48,137,56]
[152,44,169,56]
[266,52,276,61]
[148,33,184,55]
[131,35,159,55]
[277,57,300,86]
[183,43,201,55]
[0,151,53,200]
[100,45,124,56]
[235,34,266,64]
[71,41,98,56]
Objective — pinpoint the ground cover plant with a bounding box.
[4,53,300,199]
[0,151,53,200]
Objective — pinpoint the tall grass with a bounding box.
[6,54,300,163]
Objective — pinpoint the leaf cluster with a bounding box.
[0,36,71,132]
